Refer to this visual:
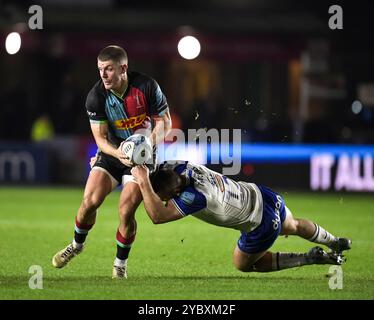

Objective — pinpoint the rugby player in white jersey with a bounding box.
[130,161,351,272]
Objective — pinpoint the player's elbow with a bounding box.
[152,218,162,225]
[152,218,165,225]
[149,212,163,224]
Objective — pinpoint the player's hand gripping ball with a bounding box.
[120,134,153,166]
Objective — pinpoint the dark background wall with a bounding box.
[0,0,373,187]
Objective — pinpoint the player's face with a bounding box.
[157,177,183,201]
[97,59,126,91]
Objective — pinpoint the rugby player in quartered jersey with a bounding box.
[131,162,351,274]
[52,45,172,279]
[86,71,169,148]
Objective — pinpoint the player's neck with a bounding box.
[111,78,128,98]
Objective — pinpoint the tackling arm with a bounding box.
[131,165,183,224]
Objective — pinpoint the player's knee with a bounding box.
[118,191,141,219]
[233,255,255,272]
[233,260,255,272]
[118,203,137,219]
[291,218,301,233]
[82,193,104,212]
[283,218,299,235]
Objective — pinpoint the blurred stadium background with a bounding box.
[1,0,374,301]
[0,0,374,190]
[1,0,374,190]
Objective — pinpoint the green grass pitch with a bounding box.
[0,186,373,300]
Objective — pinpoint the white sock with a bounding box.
[272,252,310,270]
[114,257,127,267]
[72,239,84,250]
[308,223,336,246]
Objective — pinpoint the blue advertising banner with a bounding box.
[85,142,374,192]
[0,143,50,183]
[157,142,374,192]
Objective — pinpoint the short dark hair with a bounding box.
[150,169,181,197]
[97,45,128,64]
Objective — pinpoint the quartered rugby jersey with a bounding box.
[85,71,169,147]
[158,161,264,233]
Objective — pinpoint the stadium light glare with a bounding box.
[351,100,363,114]
[177,36,201,60]
[5,32,21,55]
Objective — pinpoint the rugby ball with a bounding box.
[121,134,153,165]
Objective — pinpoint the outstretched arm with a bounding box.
[131,165,183,224]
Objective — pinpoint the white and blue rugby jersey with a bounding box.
[158,161,263,233]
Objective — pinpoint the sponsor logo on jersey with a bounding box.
[272,195,283,230]
[87,111,97,117]
[180,191,195,205]
[135,95,143,109]
[114,113,147,130]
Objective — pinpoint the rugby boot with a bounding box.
[329,237,352,254]
[306,246,344,265]
[52,243,83,268]
[112,260,128,279]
